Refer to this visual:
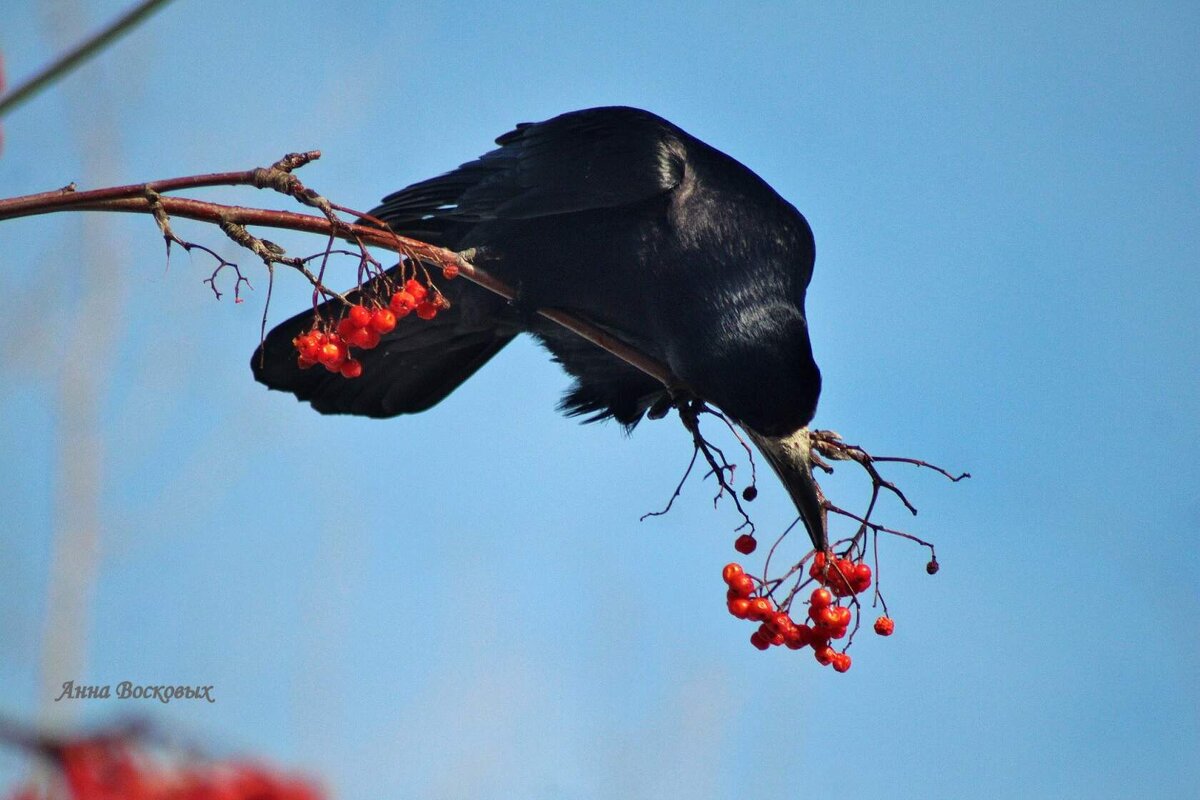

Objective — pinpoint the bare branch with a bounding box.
[0,0,176,118]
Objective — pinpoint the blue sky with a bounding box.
[1,2,1197,798]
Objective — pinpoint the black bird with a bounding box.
[252,106,827,549]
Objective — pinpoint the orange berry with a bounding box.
[727,597,752,619]
[369,308,397,334]
[722,563,744,585]
[318,342,344,367]
[336,317,359,340]
[784,623,813,650]
[349,304,372,328]
[349,326,381,350]
[390,291,416,315]
[729,574,755,597]
[415,301,439,320]
[404,279,428,303]
[746,597,772,622]
[443,263,460,279]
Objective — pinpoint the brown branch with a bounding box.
[0,159,679,390]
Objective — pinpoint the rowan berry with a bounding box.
[404,279,428,302]
[339,359,363,379]
[336,317,359,340]
[728,597,752,619]
[734,534,757,555]
[390,291,416,316]
[746,597,772,622]
[318,342,345,368]
[729,574,755,597]
[831,652,852,673]
[369,308,397,334]
[784,623,813,650]
[415,301,439,320]
[349,326,381,350]
[874,616,895,636]
[810,587,834,609]
[348,304,372,328]
[766,611,792,635]
[722,563,744,585]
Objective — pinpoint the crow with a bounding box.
[252,106,827,549]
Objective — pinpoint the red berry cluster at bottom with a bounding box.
[5,736,322,800]
[723,553,895,672]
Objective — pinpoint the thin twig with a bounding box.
[0,0,176,118]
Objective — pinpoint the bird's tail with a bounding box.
[251,267,516,418]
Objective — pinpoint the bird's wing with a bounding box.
[369,106,687,230]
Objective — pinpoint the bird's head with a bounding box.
[743,427,828,552]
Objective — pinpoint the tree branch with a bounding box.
[0,155,679,390]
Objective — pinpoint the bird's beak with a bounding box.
[744,427,828,552]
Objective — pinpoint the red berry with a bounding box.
[404,279,428,302]
[766,611,792,635]
[722,563,744,585]
[784,623,813,650]
[831,652,852,673]
[295,333,321,360]
[926,559,940,575]
[297,355,317,370]
[369,307,397,334]
[349,326,382,350]
[749,631,770,651]
[729,574,755,598]
[874,616,895,636]
[415,301,439,320]
[815,606,841,630]
[813,645,835,666]
[727,597,752,619]
[349,304,372,328]
[746,597,772,622]
[318,342,345,367]
[390,291,416,315]
[443,263,460,279]
[339,359,363,379]
[336,317,360,340]
[810,587,834,609]
[734,534,757,555]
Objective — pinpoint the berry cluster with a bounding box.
[292,274,452,378]
[722,551,897,673]
[4,736,322,800]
